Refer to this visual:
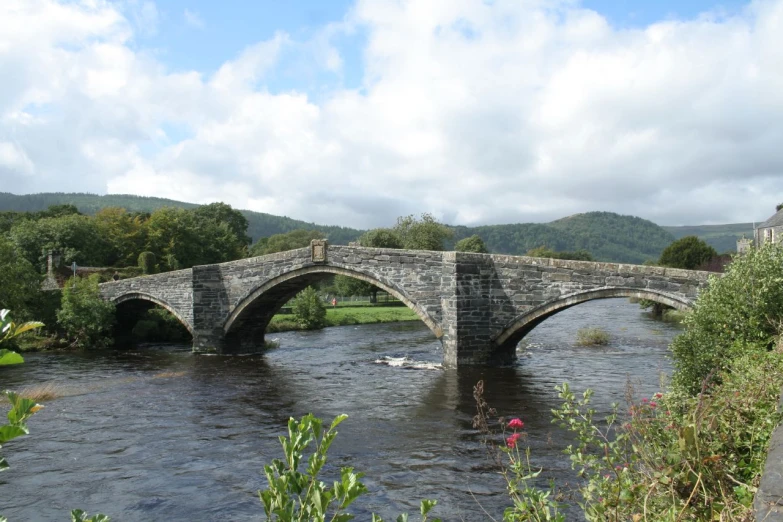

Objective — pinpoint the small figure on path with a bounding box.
[112,271,120,281]
[332,297,337,308]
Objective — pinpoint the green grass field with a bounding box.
[266,305,419,333]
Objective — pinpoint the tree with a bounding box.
[250,230,325,256]
[777,203,783,212]
[393,213,453,251]
[359,228,403,249]
[658,236,717,270]
[93,207,146,266]
[671,243,783,394]
[455,235,488,253]
[0,237,42,320]
[291,287,326,330]
[137,252,156,275]
[57,274,116,349]
[9,214,112,271]
[193,202,251,246]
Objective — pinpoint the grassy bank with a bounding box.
[266,305,419,333]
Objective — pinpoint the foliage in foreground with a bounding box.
[57,275,116,349]
[260,413,439,522]
[671,243,783,394]
[0,310,44,365]
[551,350,783,521]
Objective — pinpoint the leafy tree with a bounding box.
[455,235,488,253]
[777,203,783,212]
[0,237,41,320]
[358,228,403,249]
[658,236,717,270]
[193,202,251,246]
[9,214,112,271]
[393,213,453,251]
[93,207,146,266]
[36,204,81,219]
[251,230,325,256]
[670,243,783,394]
[57,275,116,349]
[291,286,326,330]
[137,251,156,275]
[333,275,381,302]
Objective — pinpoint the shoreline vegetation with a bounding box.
[266,301,419,333]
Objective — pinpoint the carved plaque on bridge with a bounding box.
[311,239,327,262]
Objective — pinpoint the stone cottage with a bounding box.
[755,207,783,246]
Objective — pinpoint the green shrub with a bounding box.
[259,413,439,522]
[455,235,488,253]
[292,287,326,330]
[549,349,783,521]
[670,243,783,394]
[576,327,610,346]
[57,275,116,349]
[137,251,156,274]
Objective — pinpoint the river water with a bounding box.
[1,299,679,521]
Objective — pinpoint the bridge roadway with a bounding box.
[99,241,711,367]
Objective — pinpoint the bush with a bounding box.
[576,327,610,346]
[292,287,326,330]
[57,275,116,349]
[137,251,156,274]
[455,235,488,253]
[359,228,404,249]
[659,236,717,270]
[670,243,783,394]
[259,413,439,521]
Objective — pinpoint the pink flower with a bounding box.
[506,433,521,448]
[508,418,524,429]
[641,398,649,403]
[654,392,663,399]
[649,401,657,408]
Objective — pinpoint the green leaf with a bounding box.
[0,425,28,444]
[0,349,24,366]
[420,499,437,516]
[330,414,349,430]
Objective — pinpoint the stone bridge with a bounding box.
[99,241,712,367]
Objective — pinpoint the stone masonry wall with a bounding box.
[100,245,712,365]
[99,268,195,331]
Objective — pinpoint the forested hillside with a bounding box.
[662,223,754,254]
[0,192,362,244]
[1,192,705,263]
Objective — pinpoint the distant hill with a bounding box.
[447,212,674,263]
[1,192,711,263]
[0,192,363,245]
[662,223,755,254]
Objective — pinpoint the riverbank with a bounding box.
[266,304,419,333]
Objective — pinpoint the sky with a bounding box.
[0,0,781,228]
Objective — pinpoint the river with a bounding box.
[0,299,679,521]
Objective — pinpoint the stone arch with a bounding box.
[493,287,693,349]
[111,292,195,335]
[223,265,442,338]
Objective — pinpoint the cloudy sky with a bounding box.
[1,0,781,228]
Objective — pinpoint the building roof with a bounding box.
[759,209,783,229]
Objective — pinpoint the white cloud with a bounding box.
[183,8,204,29]
[1,0,782,228]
